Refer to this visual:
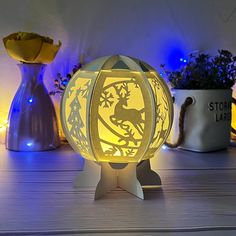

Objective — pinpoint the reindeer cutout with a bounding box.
[110,83,145,136]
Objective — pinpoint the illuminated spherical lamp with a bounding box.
[61,55,173,199]
[231,99,236,140]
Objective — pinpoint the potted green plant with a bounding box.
[161,50,236,152]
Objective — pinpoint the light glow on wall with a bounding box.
[0,111,9,144]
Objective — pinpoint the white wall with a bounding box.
[0,0,236,141]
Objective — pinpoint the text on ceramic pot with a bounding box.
[208,101,231,122]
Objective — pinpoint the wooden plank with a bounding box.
[152,146,236,170]
[1,230,236,236]
[0,172,236,230]
[0,190,236,231]
[2,145,236,172]
[0,144,236,234]
[1,169,236,191]
[0,145,84,171]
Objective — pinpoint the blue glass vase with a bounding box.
[6,63,60,151]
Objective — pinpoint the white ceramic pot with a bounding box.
[169,89,232,152]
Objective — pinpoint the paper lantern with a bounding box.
[231,98,236,140]
[61,55,173,199]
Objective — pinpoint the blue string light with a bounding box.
[26,142,33,147]
[162,144,168,150]
[62,80,68,86]
[166,47,187,70]
[28,98,33,103]
[180,58,187,63]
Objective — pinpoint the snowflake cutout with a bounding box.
[99,91,114,108]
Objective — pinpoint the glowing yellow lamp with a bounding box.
[231,100,236,140]
[61,55,173,199]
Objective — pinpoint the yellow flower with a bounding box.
[3,32,61,64]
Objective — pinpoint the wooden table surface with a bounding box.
[1,144,236,235]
